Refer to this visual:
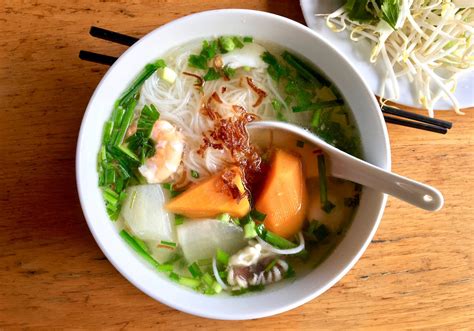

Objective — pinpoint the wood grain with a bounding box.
[0,1,472,329]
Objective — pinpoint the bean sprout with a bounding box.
[319,0,473,116]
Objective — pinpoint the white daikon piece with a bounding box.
[177,219,247,263]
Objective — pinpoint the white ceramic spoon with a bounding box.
[247,121,444,212]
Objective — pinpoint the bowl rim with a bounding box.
[76,8,391,320]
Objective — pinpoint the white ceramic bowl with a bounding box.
[76,9,391,320]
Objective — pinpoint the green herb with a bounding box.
[217,213,231,222]
[118,60,166,107]
[179,276,201,288]
[189,170,199,179]
[169,272,180,282]
[296,140,305,148]
[203,68,221,81]
[311,109,322,128]
[216,248,230,265]
[232,36,244,49]
[114,98,137,146]
[292,99,344,113]
[244,220,258,239]
[160,240,177,248]
[271,99,286,121]
[282,51,331,87]
[156,264,174,272]
[345,0,378,23]
[261,51,288,81]
[202,273,214,287]
[222,65,236,79]
[188,262,203,278]
[243,36,253,43]
[255,224,298,249]
[250,209,266,222]
[304,221,330,243]
[200,40,218,60]
[218,36,235,53]
[231,284,265,296]
[102,121,114,145]
[119,230,159,268]
[381,0,400,29]
[188,54,208,70]
[317,154,335,213]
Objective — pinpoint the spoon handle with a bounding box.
[329,154,444,212]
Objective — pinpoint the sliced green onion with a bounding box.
[212,282,223,294]
[190,169,200,179]
[119,230,159,268]
[217,213,230,222]
[292,99,344,113]
[202,273,214,287]
[255,224,298,249]
[244,220,258,239]
[250,209,266,222]
[179,276,201,288]
[219,36,235,53]
[156,264,174,272]
[188,262,203,278]
[160,240,177,248]
[243,36,253,43]
[102,121,114,145]
[174,214,185,225]
[317,154,335,213]
[114,98,137,146]
[232,36,244,49]
[282,51,331,87]
[169,272,180,282]
[216,248,229,265]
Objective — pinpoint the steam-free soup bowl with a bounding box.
[76,9,390,320]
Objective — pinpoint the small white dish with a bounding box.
[76,9,390,320]
[300,0,474,110]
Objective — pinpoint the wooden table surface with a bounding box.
[1,1,473,329]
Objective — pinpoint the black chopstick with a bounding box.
[89,26,139,46]
[79,50,117,65]
[384,115,448,134]
[382,105,452,129]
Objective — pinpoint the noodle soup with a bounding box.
[97,36,362,295]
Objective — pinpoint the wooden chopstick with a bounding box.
[89,26,139,46]
[78,26,454,134]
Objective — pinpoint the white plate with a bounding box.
[300,0,474,110]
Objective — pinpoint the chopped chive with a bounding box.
[114,98,137,146]
[244,220,258,239]
[217,213,230,222]
[202,273,214,287]
[156,264,174,272]
[188,262,203,278]
[160,240,177,248]
[317,154,335,213]
[255,224,298,249]
[179,276,201,288]
[296,140,305,148]
[162,183,172,190]
[118,145,140,162]
[281,51,331,87]
[174,214,185,225]
[197,258,212,266]
[119,230,159,268]
[212,282,222,294]
[102,121,114,145]
[250,209,266,222]
[243,36,253,43]
[311,109,322,128]
[169,272,180,282]
[190,169,200,179]
[216,249,230,265]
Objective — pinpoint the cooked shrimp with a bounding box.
[139,120,184,183]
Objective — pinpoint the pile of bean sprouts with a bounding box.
[321,0,473,116]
